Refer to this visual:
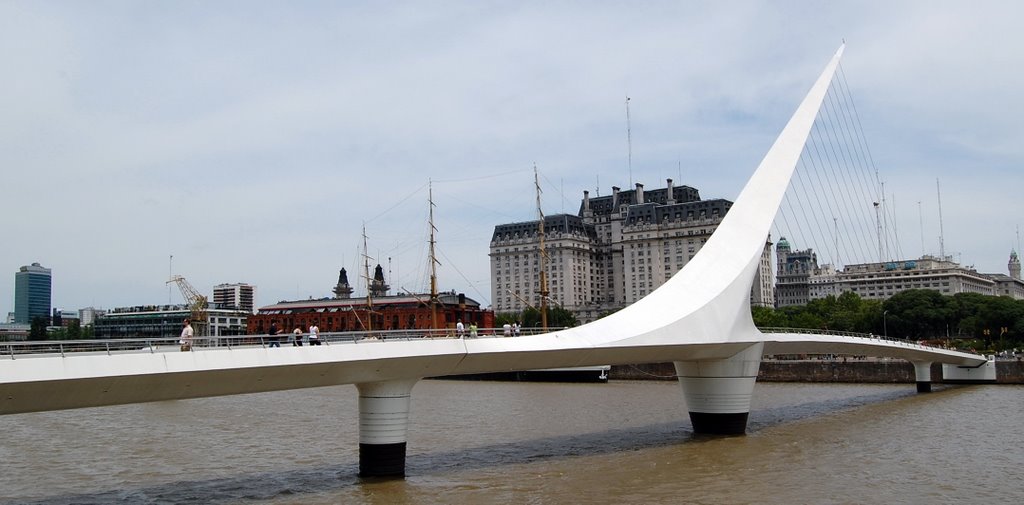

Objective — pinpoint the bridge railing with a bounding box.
[1,326,566,359]
[758,327,947,350]
[5,327,955,359]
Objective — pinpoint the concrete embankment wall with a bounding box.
[610,361,1024,384]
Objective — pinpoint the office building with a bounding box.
[213,283,256,313]
[775,237,837,307]
[14,263,51,324]
[490,180,774,323]
[79,307,107,326]
[775,239,1023,305]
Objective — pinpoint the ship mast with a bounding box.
[535,165,549,331]
[428,180,440,330]
[362,224,373,332]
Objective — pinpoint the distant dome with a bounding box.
[776,237,791,251]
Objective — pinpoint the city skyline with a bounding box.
[2,1,1023,315]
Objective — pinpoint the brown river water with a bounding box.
[1,380,1022,504]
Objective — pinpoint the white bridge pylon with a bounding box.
[0,45,988,478]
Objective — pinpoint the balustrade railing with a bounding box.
[758,327,946,350]
[2,326,970,360]
[0,326,565,359]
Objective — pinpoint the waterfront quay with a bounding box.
[612,358,1024,384]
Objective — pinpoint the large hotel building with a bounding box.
[489,180,774,323]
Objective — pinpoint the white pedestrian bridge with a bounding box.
[0,327,987,417]
[0,45,994,477]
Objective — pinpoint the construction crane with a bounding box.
[167,274,209,337]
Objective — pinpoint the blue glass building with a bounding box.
[14,263,52,324]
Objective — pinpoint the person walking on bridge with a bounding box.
[308,322,321,345]
[179,318,194,352]
[268,322,281,348]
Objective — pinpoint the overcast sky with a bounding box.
[2,1,1022,316]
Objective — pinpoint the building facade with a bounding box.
[247,291,494,335]
[775,237,838,307]
[983,250,1024,299]
[213,283,256,313]
[79,307,107,326]
[248,267,494,334]
[14,263,51,324]
[775,240,1024,304]
[836,256,996,299]
[490,180,774,323]
[94,304,250,339]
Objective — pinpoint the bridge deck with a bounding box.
[0,328,986,416]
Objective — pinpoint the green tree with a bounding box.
[975,296,1024,349]
[29,316,49,341]
[751,306,787,328]
[521,307,577,328]
[495,313,518,326]
[67,320,82,340]
[950,292,990,338]
[546,307,579,328]
[883,289,954,339]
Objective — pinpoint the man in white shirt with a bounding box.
[456,320,465,338]
[179,318,194,352]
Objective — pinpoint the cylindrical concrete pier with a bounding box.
[674,342,763,435]
[911,360,932,393]
[356,379,418,477]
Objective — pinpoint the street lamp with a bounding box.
[883,310,889,338]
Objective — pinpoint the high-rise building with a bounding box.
[212,283,256,313]
[14,262,51,324]
[79,307,107,326]
[490,180,773,323]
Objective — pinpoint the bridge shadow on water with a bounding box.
[14,385,942,505]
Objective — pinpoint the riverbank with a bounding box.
[610,360,1024,384]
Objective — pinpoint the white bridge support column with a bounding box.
[356,379,418,478]
[674,342,763,435]
[911,360,933,393]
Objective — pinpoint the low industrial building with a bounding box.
[247,266,493,334]
[93,304,250,339]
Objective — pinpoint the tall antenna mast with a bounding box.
[873,200,883,262]
[833,216,839,267]
[535,164,549,331]
[428,180,440,330]
[881,181,888,261]
[936,178,946,261]
[626,96,633,187]
[362,224,373,332]
[918,201,925,258]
